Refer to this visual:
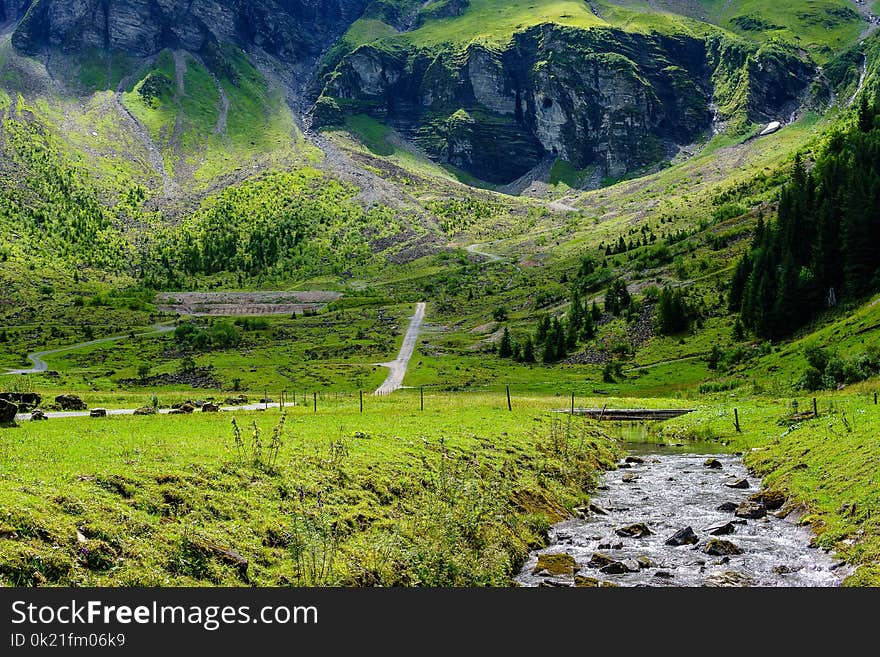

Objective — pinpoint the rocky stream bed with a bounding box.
[516,446,848,587]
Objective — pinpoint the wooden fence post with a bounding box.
[506,385,512,412]
[313,392,317,414]
[813,397,818,418]
[359,390,363,414]
[734,408,741,433]
[420,386,424,412]
[571,392,575,416]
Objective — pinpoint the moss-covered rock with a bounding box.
[532,552,577,576]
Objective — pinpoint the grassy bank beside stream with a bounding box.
[0,394,620,586]
[659,392,880,585]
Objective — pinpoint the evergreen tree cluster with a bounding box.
[730,96,880,340]
[655,287,691,335]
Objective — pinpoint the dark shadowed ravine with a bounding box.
[516,441,848,587]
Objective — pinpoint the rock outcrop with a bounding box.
[316,24,814,183]
[12,0,371,70]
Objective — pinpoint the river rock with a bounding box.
[636,556,653,569]
[532,553,577,576]
[588,503,609,516]
[538,578,571,588]
[654,571,674,579]
[705,521,736,536]
[574,575,600,587]
[724,477,750,489]
[0,398,17,425]
[775,502,808,523]
[750,490,786,511]
[703,539,743,556]
[589,552,617,568]
[716,502,738,512]
[625,456,644,464]
[665,526,698,546]
[704,458,723,469]
[599,561,628,575]
[622,559,641,573]
[597,541,623,550]
[615,523,652,538]
[704,570,755,587]
[56,394,87,411]
[621,473,639,483]
[735,502,767,519]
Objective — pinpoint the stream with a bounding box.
[516,429,848,587]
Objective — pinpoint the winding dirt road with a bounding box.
[374,303,426,396]
[4,324,176,376]
[466,243,503,262]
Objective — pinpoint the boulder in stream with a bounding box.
[589,552,617,569]
[703,539,743,556]
[599,561,628,575]
[705,521,736,536]
[625,456,645,464]
[704,458,723,469]
[615,523,652,538]
[621,472,639,483]
[574,575,600,587]
[716,502,738,512]
[704,570,755,587]
[724,477,750,489]
[636,556,653,569]
[665,526,698,546]
[532,553,577,576]
[735,501,767,519]
[749,490,786,511]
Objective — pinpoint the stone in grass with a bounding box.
[735,502,767,520]
[532,553,577,577]
[89,409,108,418]
[665,526,698,546]
[615,523,652,538]
[703,539,743,556]
[725,477,750,489]
[134,406,157,416]
[704,458,723,469]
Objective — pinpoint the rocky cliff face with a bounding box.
[317,25,815,183]
[1,0,31,24]
[11,0,370,67]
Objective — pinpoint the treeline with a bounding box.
[730,96,880,339]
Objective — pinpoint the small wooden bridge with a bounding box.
[566,408,695,421]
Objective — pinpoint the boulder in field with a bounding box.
[202,403,221,413]
[665,526,698,546]
[0,392,42,410]
[89,409,108,418]
[735,502,767,520]
[134,407,157,416]
[30,409,48,421]
[0,398,18,425]
[615,523,652,538]
[56,394,87,411]
[703,539,743,556]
